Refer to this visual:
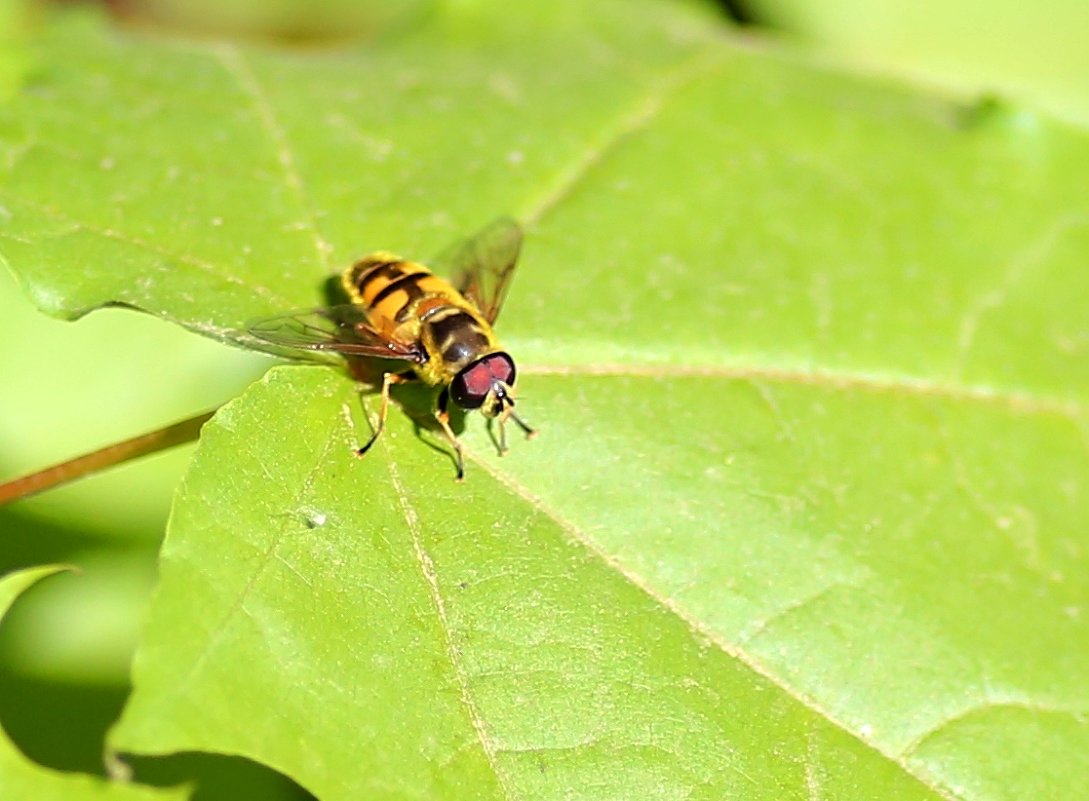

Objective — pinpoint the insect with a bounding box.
[248,218,535,480]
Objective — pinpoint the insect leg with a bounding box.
[433,408,465,481]
[356,372,403,457]
[510,410,536,439]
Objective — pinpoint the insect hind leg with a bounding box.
[356,372,406,457]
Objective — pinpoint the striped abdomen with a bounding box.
[343,253,452,326]
[343,252,500,383]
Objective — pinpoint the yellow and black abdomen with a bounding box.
[343,252,453,327]
[343,252,501,386]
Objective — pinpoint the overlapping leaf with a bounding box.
[0,568,186,800]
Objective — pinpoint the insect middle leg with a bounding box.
[356,372,408,457]
[435,388,465,481]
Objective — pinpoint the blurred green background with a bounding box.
[748,0,1089,126]
[1,0,1086,798]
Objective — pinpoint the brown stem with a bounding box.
[0,409,218,506]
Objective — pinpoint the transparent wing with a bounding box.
[247,304,424,361]
[434,217,523,325]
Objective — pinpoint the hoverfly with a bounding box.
[248,218,535,480]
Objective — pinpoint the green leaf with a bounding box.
[109,0,433,42]
[3,2,1089,800]
[749,1,1089,125]
[0,567,187,800]
[0,3,718,341]
[112,366,945,800]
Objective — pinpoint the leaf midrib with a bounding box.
[520,363,1087,421]
[385,451,517,800]
[212,43,334,275]
[462,440,959,801]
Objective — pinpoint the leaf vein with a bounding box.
[954,210,1089,380]
[465,450,959,801]
[158,403,346,708]
[522,362,1087,420]
[901,696,1089,759]
[214,44,333,272]
[0,189,294,308]
[384,452,516,800]
[523,46,724,226]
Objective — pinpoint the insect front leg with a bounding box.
[510,410,536,439]
[435,388,466,481]
[492,409,536,457]
[356,372,405,457]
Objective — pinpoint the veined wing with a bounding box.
[247,304,424,361]
[434,217,523,325]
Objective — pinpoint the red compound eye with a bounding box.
[450,352,516,409]
[486,354,515,385]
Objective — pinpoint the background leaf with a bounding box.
[0,567,186,800]
[2,1,1088,799]
[746,0,1089,126]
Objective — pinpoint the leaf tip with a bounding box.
[953,92,1041,135]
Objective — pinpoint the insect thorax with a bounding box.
[419,304,497,380]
